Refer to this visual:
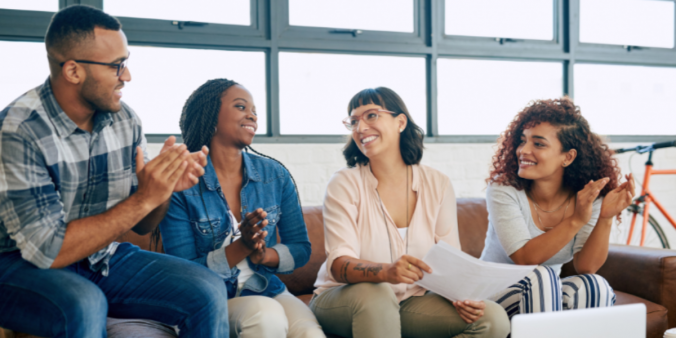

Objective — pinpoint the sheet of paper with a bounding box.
[414,241,536,302]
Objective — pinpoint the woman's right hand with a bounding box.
[384,255,432,284]
[239,208,268,250]
[572,178,609,228]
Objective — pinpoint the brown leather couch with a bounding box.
[3,198,676,338]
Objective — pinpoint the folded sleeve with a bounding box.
[0,129,66,269]
[323,170,361,282]
[486,183,533,256]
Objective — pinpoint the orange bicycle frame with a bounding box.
[626,162,676,246]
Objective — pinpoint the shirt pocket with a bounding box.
[191,218,223,254]
[264,205,281,228]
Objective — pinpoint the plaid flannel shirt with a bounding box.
[0,78,148,275]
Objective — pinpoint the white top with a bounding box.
[221,211,255,289]
[480,182,602,276]
[398,227,408,240]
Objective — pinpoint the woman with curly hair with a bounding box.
[480,97,635,319]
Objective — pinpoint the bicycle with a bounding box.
[612,140,676,249]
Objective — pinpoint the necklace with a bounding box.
[528,191,571,213]
[532,195,572,231]
[375,165,410,262]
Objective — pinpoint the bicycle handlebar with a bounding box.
[613,140,676,154]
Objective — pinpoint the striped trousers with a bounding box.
[489,266,616,319]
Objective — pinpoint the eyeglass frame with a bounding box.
[59,53,130,77]
[342,108,398,131]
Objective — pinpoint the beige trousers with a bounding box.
[310,283,510,338]
[227,289,325,338]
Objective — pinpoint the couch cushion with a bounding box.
[278,206,327,296]
[615,291,668,338]
[456,198,489,259]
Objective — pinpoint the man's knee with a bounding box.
[474,300,510,338]
[188,270,229,317]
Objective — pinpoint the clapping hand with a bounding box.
[240,208,268,251]
[572,178,609,227]
[600,174,635,220]
[158,136,208,192]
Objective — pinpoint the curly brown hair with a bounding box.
[487,97,620,196]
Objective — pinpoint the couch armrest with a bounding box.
[570,244,676,328]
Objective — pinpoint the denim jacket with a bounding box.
[159,152,311,298]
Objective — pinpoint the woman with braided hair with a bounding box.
[157,79,324,338]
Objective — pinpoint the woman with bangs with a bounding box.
[480,97,635,319]
[311,87,510,338]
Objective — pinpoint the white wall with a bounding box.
[147,142,676,248]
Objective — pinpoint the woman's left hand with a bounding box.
[453,300,486,323]
[249,238,268,265]
[600,174,636,220]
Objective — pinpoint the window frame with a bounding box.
[0,0,674,144]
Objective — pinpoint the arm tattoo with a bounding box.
[353,263,383,278]
[338,259,350,283]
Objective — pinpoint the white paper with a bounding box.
[415,241,536,302]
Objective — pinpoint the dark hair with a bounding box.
[488,97,620,196]
[45,5,121,57]
[180,78,239,152]
[343,87,424,167]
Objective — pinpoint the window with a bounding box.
[124,46,266,134]
[580,0,675,48]
[289,0,414,32]
[279,52,426,135]
[0,41,49,108]
[104,0,250,26]
[437,59,563,135]
[0,0,57,11]
[445,0,554,40]
[574,63,676,135]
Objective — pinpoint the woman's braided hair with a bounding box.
[150,78,304,251]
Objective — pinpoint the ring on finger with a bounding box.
[407,263,412,270]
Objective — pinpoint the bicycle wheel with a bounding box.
[614,208,671,249]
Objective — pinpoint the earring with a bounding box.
[563,163,568,167]
[399,129,403,133]
[214,126,217,134]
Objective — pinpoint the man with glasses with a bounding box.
[0,5,228,337]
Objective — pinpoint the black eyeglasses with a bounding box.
[59,54,130,77]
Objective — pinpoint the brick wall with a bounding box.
[147,142,676,248]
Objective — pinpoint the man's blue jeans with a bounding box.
[0,242,229,337]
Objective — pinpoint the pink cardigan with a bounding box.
[314,163,461,302]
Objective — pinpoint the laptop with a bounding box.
[511,304,646,338]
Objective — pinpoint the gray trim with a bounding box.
[2,0,675,144]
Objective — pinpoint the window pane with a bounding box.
[437,59,562,135]
[0,41,49,108]
[289,0,414,33]
[105,0,250,26]
[580,0,674,48]
[445,0,554,40]
[124,46,266,134]
[574,64,676,135]
[279,53,426,135]
[0,0,57,11]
